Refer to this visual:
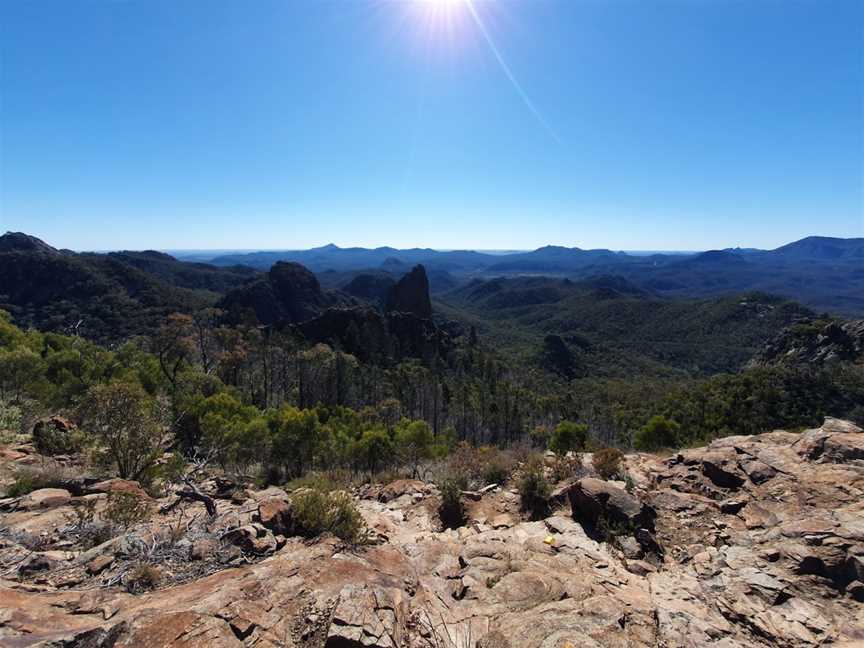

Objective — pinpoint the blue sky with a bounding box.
[2,0,862,251]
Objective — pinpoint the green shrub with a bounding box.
[529,425,551,449]
[352,427,394,475]
[6,471,43,497]
[549,421,588,457]
[592,447,624,480]
[103,491,153,529]
[77,382,164,480]
[633,415,681,451]
[5,465,73,497]
[32,417,88,456]
[518,456,551,520]
[290,488,367,544]
[438,478,466,529]
[285,471,354,493]
[394,419,434,478]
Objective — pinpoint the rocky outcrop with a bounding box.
[2,418,864,647]
[385,265,432,320]
[219,261,342,326]
[567,477,655,530]
[297,307,452,364]
[749,317,864,366]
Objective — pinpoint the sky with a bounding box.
[1,0,862,252]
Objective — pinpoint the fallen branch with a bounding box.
[160,480,217,517]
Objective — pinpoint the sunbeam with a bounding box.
[463,0,562,144]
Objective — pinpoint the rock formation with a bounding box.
[219,261,342,326]
[385,265,433,320]
[750,317,864,366]
[2,418,863,646]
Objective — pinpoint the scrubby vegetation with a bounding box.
[592,448,623,480]
[0,288,862,503]
[438,478,467,529]
[518,456,551,520]
[289,488,367,544]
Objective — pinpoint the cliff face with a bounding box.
[2,417,863,647]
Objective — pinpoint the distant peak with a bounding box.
[536,244,580,252]
[0,231,58,255]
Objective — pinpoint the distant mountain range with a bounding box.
[186,236,864,315]
[1,231,858,377]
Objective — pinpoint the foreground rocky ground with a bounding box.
[1,417,863,647]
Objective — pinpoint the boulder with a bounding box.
[222,525,277,555]
[257,496,295,536]
[19,487,72,510]
[567,478,656,531]
[377,479,428,503]
[88,479,150,500]
[740,459,777,484]
[700,448,745,488]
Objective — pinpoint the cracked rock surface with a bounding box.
[1,418,863,647]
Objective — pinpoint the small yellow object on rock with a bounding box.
[543,535,556,545]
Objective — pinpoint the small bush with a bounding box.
[529,424,551,449]
[6,471,43,497]
[66,498,97,528]
[32,417,88,456]
[290,488,367,544]
[103,492,153,530]
[549,454,582,483]
[286,472,340,493]
[633,415,680,451]
[125,563,162,594]
[549,421,588,457]
[477,447,515,486]
[437,478,466,529]
[592,448,624,480]
[445,442,479,485]
[5,465,69,497]
[518,456,551,520]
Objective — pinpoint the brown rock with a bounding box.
[87,555,114,575]
[568,478,656,530]
[740,459,777,484]
[257,496,295,536]
[19,487,72,510]
[190,538,218,561]
[88,479,150,500]
[700,448,745,488]
[377,479,428,503]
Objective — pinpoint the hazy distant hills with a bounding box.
[1,231,861,348]
[193,236,864,316]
